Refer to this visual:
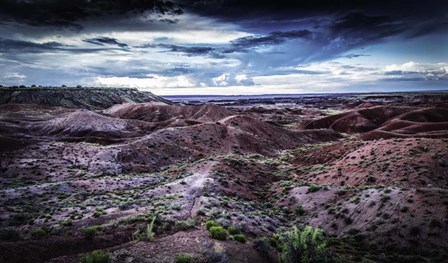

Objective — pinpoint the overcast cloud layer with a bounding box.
[0,0,447,95]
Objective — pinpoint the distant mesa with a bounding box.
[0,86,170,110]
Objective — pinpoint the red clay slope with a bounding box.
[302,106,414,132]
[303,106,448,139]
[119,115,342,172]
[362,108,448,140]
[33,110,128,136]
[104,102,236,123]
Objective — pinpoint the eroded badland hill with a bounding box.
[1,89,448,263]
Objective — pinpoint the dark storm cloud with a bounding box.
[231,30,312,49]
[0,38,124,53]
[0,0,183,27]
[342,54,370,59]
[130,6,441,67]
[180,0,357,19]
[157,44,214,56]
[137,43,216,56]
[86,66,153,79]
[84,37,128,48]
[181,0,448,42]
[180,0,447,20]
[330,12,406,40]
[405,19,448,38]
[0,38,65,53]
[4,0,445,32]
[137,29,312,58]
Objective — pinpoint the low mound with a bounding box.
[290,138,448,188]
[304,106,448,139]
[32,110,129,137]
[183,104,236,122]
[362,108,448,140]
[105,103,235,123]
[119,116,341,172]
[221,115,341,150]
[0,87,169,109]
[399,108,448,122]
[303,106,414,132]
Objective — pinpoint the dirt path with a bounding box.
[142,160,217,219]
[187,161,217,217]
[188,161,217,192]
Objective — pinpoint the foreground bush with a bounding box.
[227,226,240,235]
[175,253,193,263]
[279,225,331,263]
[174,219,196,231]
[82,226,103,239]
[209,226,227,240]
[81,250,110,263]
[205,220,217,230]
[233,233,246,243]
[146,216,156,241]
[32,228,47,239]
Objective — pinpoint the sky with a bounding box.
[0,0,447,95]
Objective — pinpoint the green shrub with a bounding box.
[92,209,105,218]
[81,250,110,263]
[175,253,193,263]
[308,185,322,193]
[279,225,331,263]
[227,226,240,235]
[60,220,73,227]
[265,233,281,249]
[146,216,156,241]
[174,219,196,231]
[32,228,47,238]
[233,233,246,243]
[83,226,103,239]
[295,206,305,216]
[209,226,227,240]
[171,204,182,211]
[205,220,217,230]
